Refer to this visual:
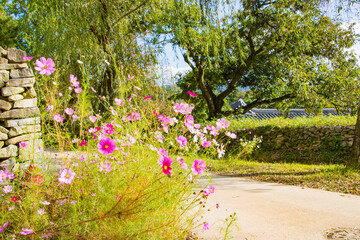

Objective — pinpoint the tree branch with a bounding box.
[223,93,295,116]
[113,0,150,27]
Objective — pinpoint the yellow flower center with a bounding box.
[44,65,48,69]
[65,174,70,178]
[104,166,107,169]
[105,145,109,149]
[164,166,168,170]
[196,165,200,169]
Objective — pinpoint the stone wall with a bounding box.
[0,47,43,171]
[233,125,355,151]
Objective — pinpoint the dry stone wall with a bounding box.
[0,47,43,171]
[233,125,355,151]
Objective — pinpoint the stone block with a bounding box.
[0,145,18,159]
[0,47,7,57]
[8,77,35,87]
[0,132,8,140]
[0,63,27,70]
[0,158,15,172]
[8,94,24,101]
[9,124,41,137]
[0,141,3,148]
[0,126,9,134]
[0,107,39,120]
[6,132,41,145]
[7,48,26,63]
[0,99,12,111]
[0,57,8,64]
[10,68,33,79]
[13,98,37,109]
[18,139,44,162]
[1,87,25,97]
[0,70,9,87]
[5,117,40,127]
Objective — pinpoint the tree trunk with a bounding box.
[352,102,360,167]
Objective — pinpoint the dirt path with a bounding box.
[194,175,360,240]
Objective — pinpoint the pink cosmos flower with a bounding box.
[115,98,125,106]
[91,87,97,93]
[59,93,63,97]
[19,141,27,148]
[3,185,12,193]
[11,196,18,201]
[0,221,9,233]
[79,141,87,146]
[65,108,74,115]
[191,159,206,175]
[89,116,97,123]
[203,222,210,230]
[99,161,113,172]
[203,186,215,197]
[20,228,33,235]
[34,57,55,75]
[127,112,140,121]
[134,86,141,90]
[157,148,168,158]
[226,131,237,139]
[79,154,87,162]
[176,157,188,169]
[54,114,64,123]
[58,168,76,184]
[144,96,152,100]
[187,91,197,97]
[23,56,33,61]
[46,105,54,112]
[70,74,79,87]
[72,114,79,122]
[38,208,46,215]
[98,137,116,155]
[184,115,194,128]
[202,141,211,148]
[216,118,230,129]
[175,135,187,146]
[161,156,173,175]
[68,86,73,91]
[75,87,82,94]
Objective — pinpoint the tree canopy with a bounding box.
[153,0,360,119]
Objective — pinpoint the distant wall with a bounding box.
[0,47,43,172]
[233,125,355,151]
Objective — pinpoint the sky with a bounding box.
[156,1,360,86]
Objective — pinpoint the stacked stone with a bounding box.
[0,47,43,171]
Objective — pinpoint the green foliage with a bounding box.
[0,5,19,48]
[155,0,360,119]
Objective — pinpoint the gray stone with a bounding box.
[9,124,41,137]
[0,132,8,140]
[7,48,26,63]
[1,87,25,97]
[18,139,44,162]
[8,77,35,87]
[0,47,7,57]
[10,68,33,79]
[6,132,41,145]
[13,98,37,109]
[0,70,9,87]
[0,57,8,64]
[0,141,3,148]
[5,117,40,127]
[8,94,24,101]
[0,63,27,70]
[0,126,9,134]
[0,145,18,159]
[26,87,37,98]
[0,158,15,172]
[0,107,39,120]
[0,99,12,110]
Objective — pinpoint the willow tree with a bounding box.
[4,0,157,112]
[152,0,360,119]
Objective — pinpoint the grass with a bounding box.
[211,157,360,195]
[221,115,356,131]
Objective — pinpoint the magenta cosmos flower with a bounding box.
[187,91,197,97]
[58,168,76,184]
[191,159,206,175]
[34,57,55,75]
[0,221,9,233]
[161,156,173,175]
[98,137,116,155]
